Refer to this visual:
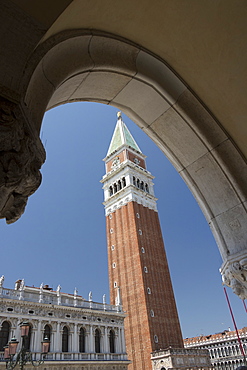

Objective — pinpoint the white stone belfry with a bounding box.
[101,113,157,216]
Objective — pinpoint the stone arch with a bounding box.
[0,320,11,351]
[2,30,246,298]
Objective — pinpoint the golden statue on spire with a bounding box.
[117,111,122,119]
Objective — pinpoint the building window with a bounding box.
[133,176,136,186]
[138,229,142,235]
[43,324,51,352]
[95,329,101,353]
[62,326,69,352]
[23,324,32,351]
[117,180,122,191]
[109,330,115,353]
[109,214,112,219]
[144,266,148,273]
[136,213,140,218]
[150,310,154,317]
[111,245,115,251]
[112,262,116,268]
[147,287,151,294]
[114,282,117,288]
[109,186,113,197]
[79,327,85,353]
[0,321,10,351]
[141,247,145,253]
[122,177,126,187]
[154,335,159,343]
[110,228,114,234]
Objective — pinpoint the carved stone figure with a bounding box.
[0,275,4,287]
[230,278,247,300]
[0,97,45,224]
[15,279,22,290]
[221,259,247,299]
[88,291,92,301]
[20,279,25,291]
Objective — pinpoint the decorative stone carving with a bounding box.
[0,97,45,224]
[221,256,247,299]
[0,317,7,325]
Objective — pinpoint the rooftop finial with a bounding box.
[117,111,122,119]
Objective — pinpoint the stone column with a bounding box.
[34,321,42,352]
[72,323,78,353]
[54,322,61,352]
[89,326,93,354]
[103,327,108,353]
[12,319,21,351]
[115,327,120,353]
[120,327,126,355]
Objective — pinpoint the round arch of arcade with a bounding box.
[16,30,247,299]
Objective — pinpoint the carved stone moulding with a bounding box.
[0,96,45,224]
[220,250,247,299]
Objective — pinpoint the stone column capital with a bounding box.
[0,96,45,224]
[220,250,247,299]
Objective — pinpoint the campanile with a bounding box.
[101,112,184,370]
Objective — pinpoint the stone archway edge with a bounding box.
[2,31,246,298]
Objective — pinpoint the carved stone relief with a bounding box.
[221,256,247,299]
[0,97,45,224]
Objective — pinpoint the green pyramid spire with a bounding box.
[106,112,142,157]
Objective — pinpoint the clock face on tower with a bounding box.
[111,156,120,168]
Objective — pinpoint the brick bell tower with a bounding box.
[101,112,184,370]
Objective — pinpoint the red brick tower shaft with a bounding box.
[101,112,183,370]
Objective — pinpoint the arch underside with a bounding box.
[3,31,247,298]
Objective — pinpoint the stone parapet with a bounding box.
[151,348,212,370]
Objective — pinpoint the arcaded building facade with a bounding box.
[0,278,129,370]
[184,327,247,370]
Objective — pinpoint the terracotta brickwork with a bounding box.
[106,201,183,370]
[126,150,146,169]
[106,151,126,172]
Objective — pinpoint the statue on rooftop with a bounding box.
[0,275,4,287]
[20,279,25,291]
[56,285,61,295]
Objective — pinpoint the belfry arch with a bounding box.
[1,30,247,299]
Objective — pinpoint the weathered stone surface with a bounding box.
[136,51,187,105]
[90,36,139,75]
[71,71,132,102]
[149,107,208,168]
[113,78,170,125]
[0,97,45,224]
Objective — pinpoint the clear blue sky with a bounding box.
[1,102,246,339]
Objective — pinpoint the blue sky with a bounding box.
[1,102,246,339]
